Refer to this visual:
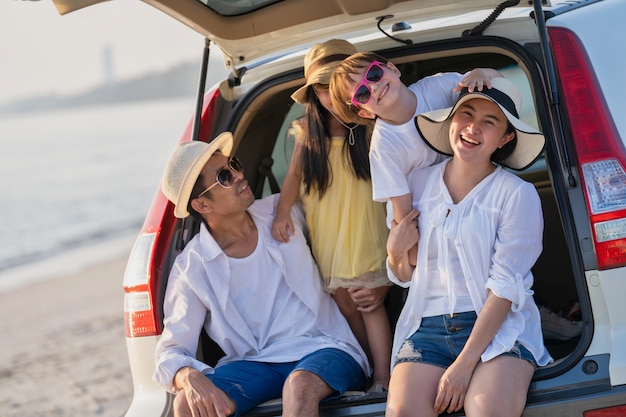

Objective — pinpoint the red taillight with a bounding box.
[124,233,160,337]
[584,404,626,416]
[549,26,626,270]
[123,87,221,337]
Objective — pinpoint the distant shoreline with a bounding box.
[0,60,201,116]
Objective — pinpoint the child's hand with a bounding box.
[454,68,502,92]
[348,286,390,313]
[387,209,420,282]
[271,212,294,242]
[387,209,420,258]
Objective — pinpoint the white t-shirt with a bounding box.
[370,72,464,203]
[228,233,341,360]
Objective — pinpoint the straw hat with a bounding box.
[415,77,545,170]
[291,39,357,104]
[161,132,233,218]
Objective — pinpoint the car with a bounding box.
[51,0,626,416]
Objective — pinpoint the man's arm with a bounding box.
[154,259,215,392]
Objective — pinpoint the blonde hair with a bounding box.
[329,52,388,125]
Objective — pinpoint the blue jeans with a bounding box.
[394,311,537,369]
[205,348,365,416]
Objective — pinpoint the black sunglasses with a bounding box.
[197,157,243,197]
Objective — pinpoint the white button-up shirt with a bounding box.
[389,161,553,367]
[153,195,370,392]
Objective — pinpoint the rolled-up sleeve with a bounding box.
[386,257,412,288]
[153,263,212,392]
[485,182,543,310]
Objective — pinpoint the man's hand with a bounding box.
[174,367,234,417]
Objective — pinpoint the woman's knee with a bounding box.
[464,357,533,417]
[386,394,436,417]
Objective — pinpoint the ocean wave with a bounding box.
[0,97,195,293]
[0,232,137,294]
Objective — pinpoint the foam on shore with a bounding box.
[0,232,136,294]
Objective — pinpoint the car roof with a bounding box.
[52,0,517,67]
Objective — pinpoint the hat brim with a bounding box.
[169,132,233,218]
[415,93,545,171]
[291,64,337,104]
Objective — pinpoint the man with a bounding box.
[153,132,370,417]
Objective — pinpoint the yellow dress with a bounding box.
[301,136,390,293]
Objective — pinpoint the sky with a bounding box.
[0,0,226,105]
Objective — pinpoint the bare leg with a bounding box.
[464,355,534,417]
[361,303,391,390]
[333,288,371,360]
[386,362,444,417]
[282,370,334,417]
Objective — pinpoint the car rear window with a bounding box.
[198,0,283,16]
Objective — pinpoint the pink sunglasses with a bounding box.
[350,61,386,108]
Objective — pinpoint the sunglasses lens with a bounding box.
[229,158,243,173]
[351,63,385,107]
[217,168,233,187]
[366,64,384,82]
[353,85,372,105]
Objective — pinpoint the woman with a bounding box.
[385,77,552,417]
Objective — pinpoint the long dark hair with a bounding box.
[295,88,371,197]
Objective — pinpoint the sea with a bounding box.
[0,97,197,292]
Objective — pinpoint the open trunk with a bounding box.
[154,36,586,416]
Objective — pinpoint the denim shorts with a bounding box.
[205,348,365,416]
[394,311,537,369]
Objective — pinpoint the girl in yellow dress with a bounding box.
[271,39,391,392]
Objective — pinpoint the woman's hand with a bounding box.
[387,209,420,282]
[387,209,420,257]
[434,359,474,414]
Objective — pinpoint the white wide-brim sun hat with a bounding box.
[415,77,545,171]
[161,132,233,218]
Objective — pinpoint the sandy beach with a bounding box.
[0,256,134,417]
